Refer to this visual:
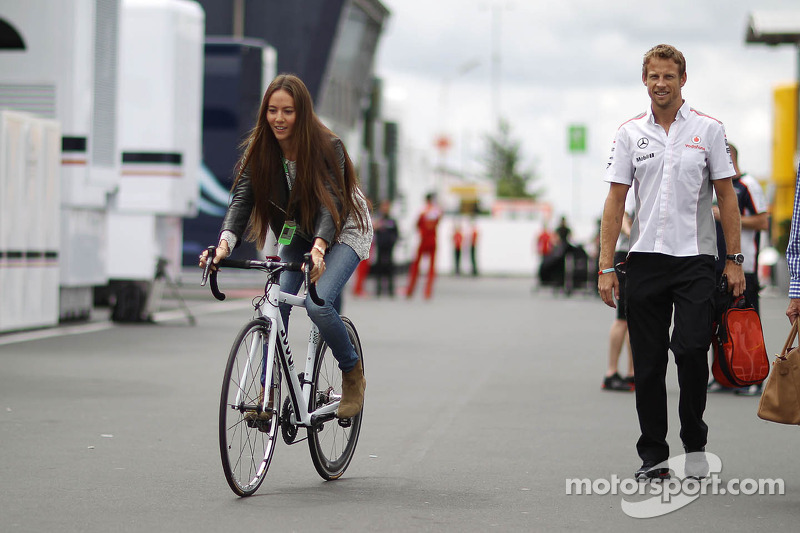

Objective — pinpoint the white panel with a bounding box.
[42,119,63,326]
[106,213,158,279]
[60,208,108,286]
[0,111,27,331]
[42,121,63,252]
[0,111,61,332]
[155,215,183,280]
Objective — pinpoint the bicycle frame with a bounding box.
[245,272,338,428]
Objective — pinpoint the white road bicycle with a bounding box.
[201,248,364,497]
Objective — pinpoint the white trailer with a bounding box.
[105,0,204,320]
[0,0,121,323]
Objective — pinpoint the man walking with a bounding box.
[709,143,769,394]
[597,44,744,481]
[406,193,442,299]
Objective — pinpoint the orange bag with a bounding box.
[711,295,769,388]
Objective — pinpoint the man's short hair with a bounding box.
[642,44,686,77]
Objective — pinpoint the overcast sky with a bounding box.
[374,0,799,238]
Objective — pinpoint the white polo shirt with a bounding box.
[605,101,735,257]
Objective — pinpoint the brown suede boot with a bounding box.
[244,386,275,423]
[337,358,365,418]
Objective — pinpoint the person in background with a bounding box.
[452,222,463,276]
[200,73,372,419]
[536,222,554,258]
[708,143,769,395]
[406,192,442,299]
[598,44,743,482]
[555,215,572,247]
[784,163,800,324]
[603,208,635,392]
[373,199,399,297]
[469,218,479,276]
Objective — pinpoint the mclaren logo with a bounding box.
[637,137,649,149]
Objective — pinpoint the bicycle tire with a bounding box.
[219,318,281,496]
[307,316,364,480]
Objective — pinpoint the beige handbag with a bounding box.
[757,320,800,425]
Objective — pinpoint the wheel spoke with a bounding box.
[220,320,280,496]
[308,317,363,480]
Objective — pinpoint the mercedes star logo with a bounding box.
[637,137,649,149]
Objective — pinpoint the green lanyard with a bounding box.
[278,157,296,245]
[281,157,291,183]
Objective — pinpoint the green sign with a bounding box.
[568,124,587,153]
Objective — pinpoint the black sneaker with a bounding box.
[684,447,709,480]
[635,462,670,481]
[624,375,635,391]
[603,373,632,392]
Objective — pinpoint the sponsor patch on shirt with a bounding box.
[636,152,655,163]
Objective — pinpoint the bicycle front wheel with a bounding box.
[219,319,281,496]
[307,316,364,480]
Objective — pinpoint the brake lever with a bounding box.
[200,245,217,287]
[303,253,325,306]
[200,245,227,301]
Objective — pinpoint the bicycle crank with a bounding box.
[280,396,298,444]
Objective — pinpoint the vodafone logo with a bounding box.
[685,135,706,151]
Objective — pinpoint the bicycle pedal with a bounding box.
[337,417,352,428]
[255,419,273,433]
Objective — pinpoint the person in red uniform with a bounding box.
[452,223,463,275]
[536,223,554,257]
[468,219,479,276]
[406,193,442,299]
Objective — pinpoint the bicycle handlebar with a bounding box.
[200,246,324,306]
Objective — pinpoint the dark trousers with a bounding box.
[374,247,395,297]
[625,252,715,463]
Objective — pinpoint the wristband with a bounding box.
[313,244,326,255]
[598,267,616,275]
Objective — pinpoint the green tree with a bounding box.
[483,119,542,199]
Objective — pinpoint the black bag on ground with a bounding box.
[111,282,149,323]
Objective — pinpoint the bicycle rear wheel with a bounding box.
[307,316,364,480]
[219,319,281,496]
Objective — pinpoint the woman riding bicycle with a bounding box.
[200,73,372,418]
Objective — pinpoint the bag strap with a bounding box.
[731,294,754,310]
[781,320,800,357]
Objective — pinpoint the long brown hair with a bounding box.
[233,73,367,249]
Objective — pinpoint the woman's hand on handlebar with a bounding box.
[309,239,327,284]
[199,241,231,271]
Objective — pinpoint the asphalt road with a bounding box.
[2,273,799,532]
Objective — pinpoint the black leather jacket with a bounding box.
[219,138,345,248]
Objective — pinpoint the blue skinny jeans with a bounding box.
[278,238,360,372]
